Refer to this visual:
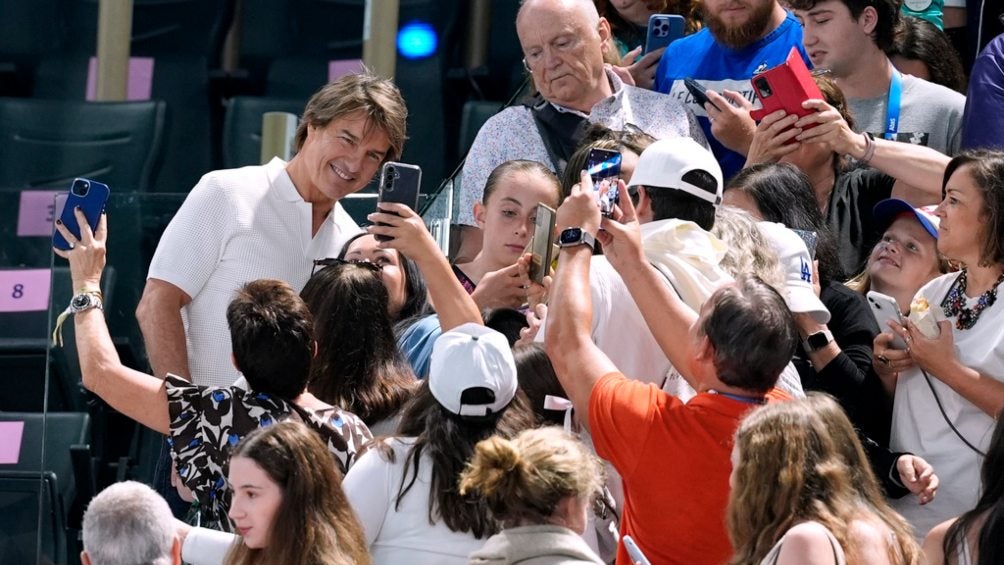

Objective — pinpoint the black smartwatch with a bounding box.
[558,227,596,251]
[802,328,833,352]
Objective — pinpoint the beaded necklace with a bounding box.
[940,268,1004,330]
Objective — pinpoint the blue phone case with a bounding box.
[52,178,110,251]
[645,14,685,54]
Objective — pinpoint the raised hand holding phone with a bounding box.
[375,161,421,242]
[52,178,110,251]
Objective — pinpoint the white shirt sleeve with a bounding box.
[182,527,237,565]
[343,444,395,546]
[147,172,236,298]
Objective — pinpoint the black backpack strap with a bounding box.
[525,94,591,173]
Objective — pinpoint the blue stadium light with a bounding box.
[397,22,437,59]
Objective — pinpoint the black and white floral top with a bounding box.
[165,374,371,531]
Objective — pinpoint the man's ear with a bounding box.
[858,5,878,36]
[597,16,613,55]
[81,551,91,565]
[231,352,240,372]
[474,201,488,230]
[313,340,319,359]
[635,186,653,220]
[694,334,714,364]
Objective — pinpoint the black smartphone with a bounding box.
[376,161,422,242]
[52,178,110,251]
[684,77,720,112]
[645,14,685,54]
[585,148,622,217]
[529,203,556,285]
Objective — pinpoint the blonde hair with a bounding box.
[728,401,863,564]
[804,393,921,565]
[712,206,785,295]
[458,426,604,527]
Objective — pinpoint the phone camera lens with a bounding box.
[71,180,90,196]
[754,78,772,98]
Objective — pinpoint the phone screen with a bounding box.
[585,149,622,216]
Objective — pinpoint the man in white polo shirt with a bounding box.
[136,72,408,387]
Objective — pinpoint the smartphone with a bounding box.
[52,178,110,251]
[748,47,823,123]
[623,535,652,565]
[645,14,685,54]
[376,161,422,242]
[684,77,720,112]
[585,148,622,217]
[866,291,908,349]
[792,229,818,260]
[529,204,556,285]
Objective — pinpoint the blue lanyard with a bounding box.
[708,390,766,405]
[884,70,902,140]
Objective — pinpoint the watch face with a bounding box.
[806,331,830,350]
[72,294,90,309]
[559,228,583,245]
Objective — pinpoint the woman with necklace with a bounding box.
[880,150,1004,540]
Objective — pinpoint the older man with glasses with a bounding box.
[454,0,707,262]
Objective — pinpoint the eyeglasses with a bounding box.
[310,258,383,277]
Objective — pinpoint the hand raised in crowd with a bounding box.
[471,262,527,310]
[744,109,802,166]
[597,180,646,272]
[516,303,547,348]
[517,252,551,310]
[895,454,939,505]
[367,202,440,261]
[615,46,666,90]
[53,207,107,291]
[557,171,604,238]
[792,99,859,155]
[705,89,757,156]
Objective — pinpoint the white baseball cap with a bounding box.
[757,221,831,324]
[429,323,518,418]
[626,138,724,207]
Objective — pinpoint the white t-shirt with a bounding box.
[890,271,1004,538]
[148,158,361,387]
[343,437,485,565]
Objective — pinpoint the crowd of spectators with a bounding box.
[57,0,1004,563]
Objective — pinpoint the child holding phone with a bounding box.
[453,160,562,310]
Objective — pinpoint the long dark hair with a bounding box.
[944,417,1004,565]
[384,381,535,538]
[338,232,432,329]
[225,421,371,565]
[887,15,967,93]
[726,162,846,282]
[300,261,417,427]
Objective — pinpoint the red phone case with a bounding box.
[748,47,823,123]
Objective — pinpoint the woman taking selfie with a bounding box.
[885,150,1004,538]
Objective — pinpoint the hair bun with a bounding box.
[459,436,526,498]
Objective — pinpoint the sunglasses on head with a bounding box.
[311,258,383,277]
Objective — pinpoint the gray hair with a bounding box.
[712,206,785,294]
[82,481,176,565]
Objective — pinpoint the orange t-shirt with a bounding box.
[589,372,783,565]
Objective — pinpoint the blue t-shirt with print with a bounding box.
[654,12,810,180]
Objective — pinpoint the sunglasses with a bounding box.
[311,258,383,277]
